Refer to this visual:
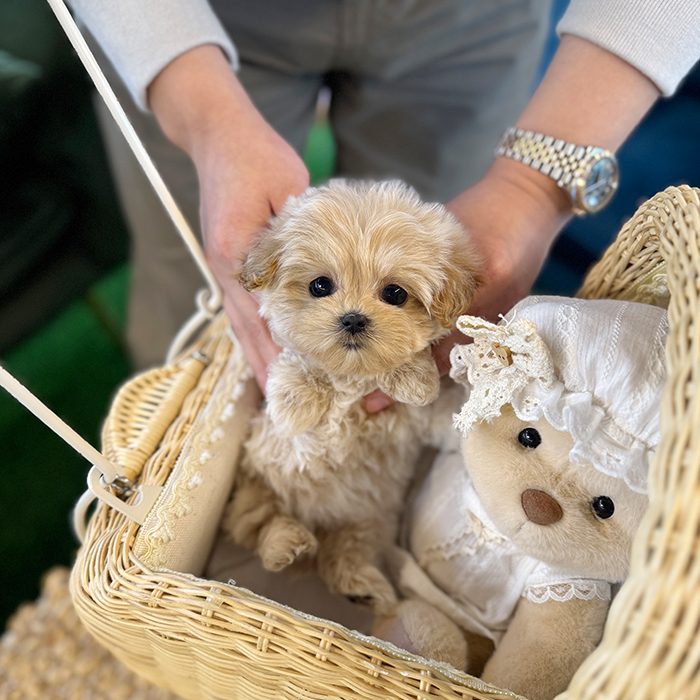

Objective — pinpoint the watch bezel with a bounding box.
[571,148,619,215]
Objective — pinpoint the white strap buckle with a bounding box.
[72,468,162,542]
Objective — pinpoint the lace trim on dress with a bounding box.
[417,511,506,567]
[523,580,611,604]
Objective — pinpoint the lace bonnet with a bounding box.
[449,296,669,494]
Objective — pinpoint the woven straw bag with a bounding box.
[64,185,700,700]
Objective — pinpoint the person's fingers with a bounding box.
[431,329,472,377]
[223,288,281,394]
[363,388,395,414]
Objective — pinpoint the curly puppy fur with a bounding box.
[224,180,480,614]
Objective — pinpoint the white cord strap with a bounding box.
[45,0,223,363]
[0,366,162,541]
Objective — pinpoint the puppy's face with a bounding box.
[240,180,480,377]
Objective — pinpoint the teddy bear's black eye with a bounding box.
[591,496,615,519]
[518,427,541,449]
[381,284,408,306]
[309,276,335,298]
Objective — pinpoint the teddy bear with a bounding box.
[374,295,668,700]
[224,179,480,615]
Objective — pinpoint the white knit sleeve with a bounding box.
[68,0,239,110]
[558,0,700,96]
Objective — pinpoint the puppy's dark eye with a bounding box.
[518,427,541,449]
[591,496,615,519]
[309,276,335,298]
[381,284,408,306]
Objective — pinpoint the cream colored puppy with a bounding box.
[225,179,480,614]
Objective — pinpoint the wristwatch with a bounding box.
[496,127,619,215]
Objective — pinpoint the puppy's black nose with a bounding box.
[339,312,369,335]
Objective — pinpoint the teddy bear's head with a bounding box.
[450,296,668,583]
[463,405,648,581]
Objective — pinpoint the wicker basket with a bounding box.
[70,185,700,700]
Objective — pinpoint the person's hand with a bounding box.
[431,157,572,376]
[191,83,309,392]
[148,45,309,392]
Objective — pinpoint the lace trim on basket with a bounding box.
[523,580,611,604]
[134,350,253,566]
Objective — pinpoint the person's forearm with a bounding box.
[444,35,662,331]
[147,44,257,161]
[488,34,661,224]
[558,0,700,99]
[516,34,660,150]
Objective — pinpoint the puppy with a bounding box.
[225,179,480,615]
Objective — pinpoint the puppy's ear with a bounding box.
[431,242,482,328]
[238,226,281,292]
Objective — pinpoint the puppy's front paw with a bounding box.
[258,516,318,572]
[267,393,323,436]
[266,357,333,435]
[378,349,440,406]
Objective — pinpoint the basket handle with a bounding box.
[46,0,223,361]
[3,0,213,540]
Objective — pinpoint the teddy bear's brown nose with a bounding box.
[521,489,563,525]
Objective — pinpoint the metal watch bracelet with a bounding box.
[495,127,619,215]
[496,127,599,188]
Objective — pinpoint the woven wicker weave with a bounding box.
[101,354,208,482]
[563,185,700,700]
[70,186,700,700]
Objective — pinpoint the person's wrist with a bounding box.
[487,156,573,232]
[148,45,254,158]
[183,74,263,167]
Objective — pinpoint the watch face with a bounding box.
[576,153,619,214]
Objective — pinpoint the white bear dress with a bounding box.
[389,443,611,645]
